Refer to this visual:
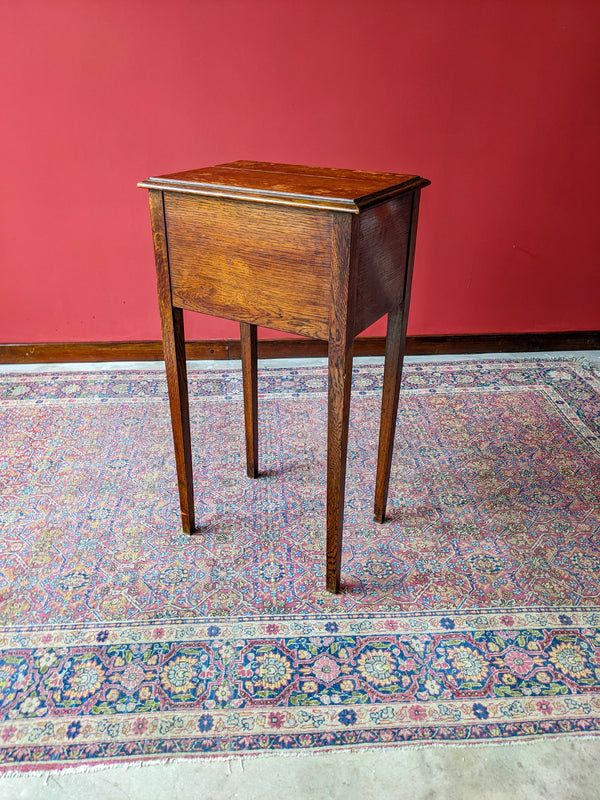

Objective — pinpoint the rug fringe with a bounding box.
[2,731,599,780]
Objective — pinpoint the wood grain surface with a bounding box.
[164,192,332,339]
[240,321,259,479]
[353,192,412,336]
[326,213,359,593]
[148,190,196,534]
[3,332,598,364]
[139,160,430,212]
[373,191,421,523]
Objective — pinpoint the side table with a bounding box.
[139,161,430,593]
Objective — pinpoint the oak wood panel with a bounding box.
[353,192,413,336]
[164,193,332,339]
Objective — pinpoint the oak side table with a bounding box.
[139,161,430,593]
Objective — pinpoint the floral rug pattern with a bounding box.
[0,358,599,770]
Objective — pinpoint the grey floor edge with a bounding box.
[2,736,600,800]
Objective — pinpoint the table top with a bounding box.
[139,160,430,212]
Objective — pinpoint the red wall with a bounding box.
[2,0,599,344]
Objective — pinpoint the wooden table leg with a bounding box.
[373,304,407,523]
[240,321,259,478]
[326,335,354,593]
[149,189,196,533]
[162,306,196,533]
[326,213,358,593]
[373,189,422,524]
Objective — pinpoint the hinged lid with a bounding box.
[138,160,430,213]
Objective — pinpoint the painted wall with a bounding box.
[2,0,599,344]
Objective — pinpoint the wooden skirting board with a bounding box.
[0,332,598,364]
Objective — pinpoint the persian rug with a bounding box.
[0,357,599,772]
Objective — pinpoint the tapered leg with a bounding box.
[326,336,354,593]
[162,306,196,532]
[326,213,359,593]
[373,188,422,523]
[373,304,407,523]
[148,189,195,533]
[240,321,259,478]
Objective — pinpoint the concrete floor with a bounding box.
[3,736,600,800]
[1,351,599,799]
